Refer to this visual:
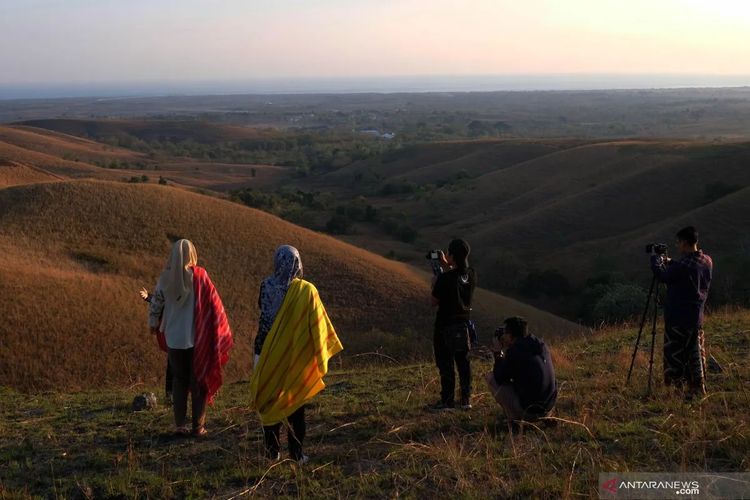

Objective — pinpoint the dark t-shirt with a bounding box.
[493,335,557,416]
[432,268,477,327]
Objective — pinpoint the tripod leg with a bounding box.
[647,284,660,395]
[627,275,657,385]
[699,330,707,393]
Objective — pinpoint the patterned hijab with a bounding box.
[258,245,304,341]
[160,239,198,305]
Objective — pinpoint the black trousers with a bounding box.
[167,348,207,430]
[434,327,471,406]
[165,358,173,396]
[263,405,306,459]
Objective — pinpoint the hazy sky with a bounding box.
[1,0,749,84]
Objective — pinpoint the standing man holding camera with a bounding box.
[651,226,713,396]
[429,239,476,410]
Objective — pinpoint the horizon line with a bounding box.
[2,73,750,101]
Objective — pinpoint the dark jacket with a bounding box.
[651,251,713,328]
[493,335,557,416]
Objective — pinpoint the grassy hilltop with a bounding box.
[0,179,577,392]
[1,310,748,498]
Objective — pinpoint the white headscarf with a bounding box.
[160,239,198,305]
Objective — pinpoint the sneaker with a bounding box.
[427,400,455,411]
[296,454,310,465]
[461,403,473,410]
[267,451,281,461]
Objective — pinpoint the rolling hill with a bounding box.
[0,179,579,392]
[16,118,280,145]
[322,139,582,187]
[8,118,750,319]
[306,138,750,311]
[0,159,63,187]
[430,141,750,295]
[0,123,286,192]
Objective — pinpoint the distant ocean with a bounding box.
[2,74,749,100]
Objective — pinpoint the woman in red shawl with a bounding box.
[148,239,233,437]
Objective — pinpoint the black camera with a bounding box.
[426,250,443,261]
[494,326,506,339]
[645,243,668,255]
[426,250,444,276]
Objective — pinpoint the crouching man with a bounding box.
[485,317,557,425]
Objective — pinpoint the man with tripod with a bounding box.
[651,226,713,396]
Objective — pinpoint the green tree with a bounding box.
[591,284,646,324]
[326,214,353,235]
[520,269,571,298]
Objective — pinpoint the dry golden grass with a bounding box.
[1,310,746,497]
[0,179,578,392]
[0,159,64,187]
[147,161,289,191]
[0,124,283,193]
[0,138,100,177]
[18,118,279,143]
[0,125,142,162]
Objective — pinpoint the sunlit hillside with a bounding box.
[0,179,579,391]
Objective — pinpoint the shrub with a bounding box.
[519,269,571,298]
[394,225,418,243]
[326,214,353,235]
[591,283,646,324]
[481,251,525,291]
[379,182,417,196]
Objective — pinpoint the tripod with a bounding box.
[626,273,661,395]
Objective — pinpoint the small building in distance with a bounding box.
[358,129,396,140]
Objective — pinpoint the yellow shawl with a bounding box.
[250,278,343,425]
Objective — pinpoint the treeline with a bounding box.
[92,159,152,170]
[481,249,750,326]
[97,132,394,173]
[230,188,419,244]
[480,252,647,325]
[124,175,169,185]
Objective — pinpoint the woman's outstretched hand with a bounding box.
[139,288,150,302]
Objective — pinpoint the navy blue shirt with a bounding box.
[493,335,557,416]
[651,251,713,328]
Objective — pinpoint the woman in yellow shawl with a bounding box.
[250,245,342,464]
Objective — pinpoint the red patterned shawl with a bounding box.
[192,266,233,405]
